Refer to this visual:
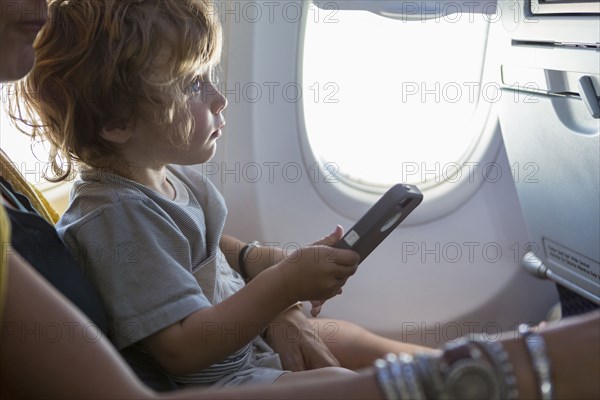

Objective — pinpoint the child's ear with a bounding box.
[100,121,133,144]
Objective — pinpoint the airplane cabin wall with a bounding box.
[206,0,570,345]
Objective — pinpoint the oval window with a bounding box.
[302,6,490,190]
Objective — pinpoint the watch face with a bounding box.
[446,359,499,400]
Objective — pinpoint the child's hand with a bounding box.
[312,225,345,247]
[278,226,360,304]
[308,225,345,316]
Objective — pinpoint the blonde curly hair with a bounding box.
[10,0,222,181]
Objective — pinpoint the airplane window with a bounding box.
[302,5,490,190]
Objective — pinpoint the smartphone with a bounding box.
[334,184,423,263]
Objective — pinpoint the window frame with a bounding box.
[297,2,502,225]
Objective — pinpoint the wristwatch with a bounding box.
[435,338,501,400]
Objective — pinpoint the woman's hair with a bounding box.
[10,0,222,181]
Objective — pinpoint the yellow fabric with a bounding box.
[0,150,59,224]
[0,205,11,322]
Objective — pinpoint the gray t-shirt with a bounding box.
[57,165,251,383]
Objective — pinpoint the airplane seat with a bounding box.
[497,0,600,315]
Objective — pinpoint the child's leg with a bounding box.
[274,367,357,384]
[313,318,439,370]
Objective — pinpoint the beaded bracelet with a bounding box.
[374,358,399,400]
[385,354,409,399]
[413,352,444,399]
[398,353,426,400]
[375,353,428,400]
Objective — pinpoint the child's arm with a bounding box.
[220,235,284,280]
[141,245,359,376]
[220,227,346,281]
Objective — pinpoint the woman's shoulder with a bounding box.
[0,201,108,333]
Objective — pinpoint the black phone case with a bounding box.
[334,184,423,263]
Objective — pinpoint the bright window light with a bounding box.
[302,6,489,188]
[1,88,53,188]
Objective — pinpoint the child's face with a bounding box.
[180,76,228,164]
[129,75,227,168]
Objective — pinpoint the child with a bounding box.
[13,0,361,388]
[15,0,426,389]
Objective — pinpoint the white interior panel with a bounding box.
[497,0,600,304]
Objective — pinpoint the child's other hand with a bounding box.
[309,290,341,318]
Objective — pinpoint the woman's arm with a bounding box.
[510,310,600,399]
[0,247,154,399]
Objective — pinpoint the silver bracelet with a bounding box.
[385,353,409,399]
[374,358,399,400]
[524,333,553,400]
[413,352,443,399]
[378,353,427,400]
[398,353,426,400]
